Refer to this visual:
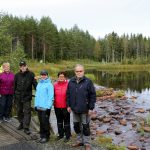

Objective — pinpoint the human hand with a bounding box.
[34,76,41,80]
[34,107,38,111]
[88,110,93,116]
[67,107,72,113]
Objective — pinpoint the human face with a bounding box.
[40,74,48,80]
[75,66,84,79]
[58,74,66,82]
[20,65,28,72]
[3,63,10,73]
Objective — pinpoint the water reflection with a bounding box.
[94,70,150,92]
[67,70,150,93]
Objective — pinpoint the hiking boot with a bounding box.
[39,138,49,144]
[17,123,23,130]
[64,137,70,143]
[56,136,63,141]
[24,128,31,135]
[0,119,3,123]
[4,117,11,122]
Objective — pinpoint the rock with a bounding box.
[91,114,98,120]
[125,111,130,115]
[109,111,119,115]
[137,108,145,113]
[91,124,98,130]
[120,96,128,100]
[97,116,104,121]
[103,117,111,123]
[139,137,145,142]
[120,119,127,126]
[107,127,114,132]
[131,121,137,127]
[130,96,137,99]
[127,145,139,150]
[96,130,106,135]
[114,130,122,135]
[91,130,96,136]
[122,106,131,110]
[143,126,150,132]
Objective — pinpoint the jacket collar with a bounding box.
[39,78,50,83]
[72,76,85,83]
[57,80,67,84]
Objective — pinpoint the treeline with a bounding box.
[0,13,150,64]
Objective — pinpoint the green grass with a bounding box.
[22,59,150,79]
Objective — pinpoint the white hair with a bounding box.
[2,62,10,67]
[74,64,84,70]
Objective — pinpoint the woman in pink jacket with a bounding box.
[0,62,14,123]
[54,71,71,142]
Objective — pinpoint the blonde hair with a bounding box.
[2,62,10,68]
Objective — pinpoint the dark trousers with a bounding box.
[16,100,31,129]
[38,109,50,139]
[0,95,13,119]
[54,108,71,139]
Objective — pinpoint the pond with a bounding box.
[67,69,150,109]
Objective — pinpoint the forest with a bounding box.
[0,13,150,64]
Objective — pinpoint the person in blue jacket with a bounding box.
[34,70,54,143]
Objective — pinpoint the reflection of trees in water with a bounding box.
[66,70,150,93]
[95,71,150,92]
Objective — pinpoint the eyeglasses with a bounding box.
[41,74,47,76]
[75,70,83,73]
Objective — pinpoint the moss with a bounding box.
[115,90,125,98]
[85,73,95,81]
[96,136,126,150]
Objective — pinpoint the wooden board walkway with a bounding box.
[0,126,19,148]
[0,118,39,149]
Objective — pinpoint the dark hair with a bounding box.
[57,71,67,77]
[40,70,48,75]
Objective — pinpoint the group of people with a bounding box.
[0,61,96,150]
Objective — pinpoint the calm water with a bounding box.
[67,70,150,106]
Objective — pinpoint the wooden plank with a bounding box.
[0,126,19,147]
[0,119,32,141]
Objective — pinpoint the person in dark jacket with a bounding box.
[14,61,37,135]
[54,71,71,142]
[0,62,14,123]
[67,64,96,150]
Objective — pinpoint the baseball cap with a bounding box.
[19,60,26,66]
[40,70,48,75]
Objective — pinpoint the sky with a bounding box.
[0,0,150,39]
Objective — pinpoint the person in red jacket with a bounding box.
[54,71,71,142]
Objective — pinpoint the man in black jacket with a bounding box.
[14,61,37,135]
[67,64,96,150]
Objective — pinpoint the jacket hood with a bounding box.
[39,78,51,83]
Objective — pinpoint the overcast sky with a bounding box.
[0,0,150,39]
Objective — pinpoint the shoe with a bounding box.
[37,138,42,143]
[56,136,63,141]
[64,137,70,143]
[4,117,11,122]
[39,138,49,144]
[24,128,31,135]
[17,124,23,130]
[85,144,91,150]
[0,119,3,123]
[72,142,84,147]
